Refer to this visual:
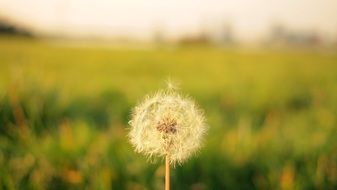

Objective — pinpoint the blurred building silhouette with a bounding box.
[177,22,235,46]
[268,24,322,46]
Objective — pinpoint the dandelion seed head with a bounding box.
[129,86,207,165]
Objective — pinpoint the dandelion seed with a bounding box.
[128,84,207,165]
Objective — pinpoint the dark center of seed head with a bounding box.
[156,117,177,134]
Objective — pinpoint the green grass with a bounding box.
[0,36,337,189]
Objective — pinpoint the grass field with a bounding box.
[0,36,337,189]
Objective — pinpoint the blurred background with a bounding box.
[0,0,337,189]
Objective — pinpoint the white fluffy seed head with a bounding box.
[128,85,207,165]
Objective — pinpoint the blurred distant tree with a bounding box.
[0,18,33,37]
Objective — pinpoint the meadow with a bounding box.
[0,36,337,189]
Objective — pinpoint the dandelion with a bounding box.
[128,82,207,190]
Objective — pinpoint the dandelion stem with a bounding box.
[165,155,170,190]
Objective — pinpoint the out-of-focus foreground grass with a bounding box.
[0,36,337,189]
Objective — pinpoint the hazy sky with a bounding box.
[0,0,337,40]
